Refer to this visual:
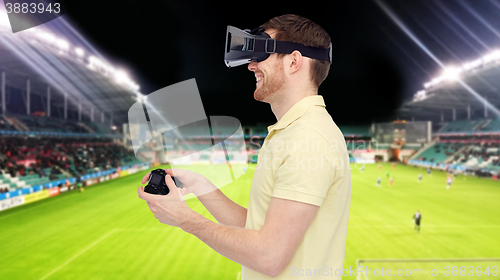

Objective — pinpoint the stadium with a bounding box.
[1,1,499,280]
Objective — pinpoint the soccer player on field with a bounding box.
[376,177,381,186]
[446,176,452,189]
[417,173,422,182]
[389,177,394,186]
[413,210,422,233]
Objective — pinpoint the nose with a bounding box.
[248,60,258,72]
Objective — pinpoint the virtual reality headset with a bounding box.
[224,25,332,68]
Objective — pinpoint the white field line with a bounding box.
[349,224,500,228]
[39,229,118,280]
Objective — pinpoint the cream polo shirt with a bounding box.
[242,95,351,280]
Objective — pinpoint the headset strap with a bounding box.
[253,38,332,63]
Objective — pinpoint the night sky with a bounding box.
[58,0,500,126]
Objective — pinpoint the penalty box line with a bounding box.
[39,228,168,280]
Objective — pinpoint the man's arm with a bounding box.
[196,188,248,228]
[146,169,247,228]
[182,196,319,277]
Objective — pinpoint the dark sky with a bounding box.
[58,0,500,126]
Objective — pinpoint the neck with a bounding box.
[270,87,317,121]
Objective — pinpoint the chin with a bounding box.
[253,90,269,103]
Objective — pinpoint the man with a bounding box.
[446,176,452,189]
[413,210,422,233]
[138,14,351,279]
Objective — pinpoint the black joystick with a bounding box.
[144,169,182,195]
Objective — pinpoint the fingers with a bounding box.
[164,169,174,176]
[165,175,185,201]
[147,201,159,213]
[164,175,176,192]
[137,186,162,202]
[180,188,189,196]
[141,171,151,184]
[165,168,184,178]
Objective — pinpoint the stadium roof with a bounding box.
[0,10,141,123]
[398,52,500,121]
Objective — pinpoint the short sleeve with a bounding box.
[272,128,339,206]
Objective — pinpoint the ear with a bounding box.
[288,50,303,75]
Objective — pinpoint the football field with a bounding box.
[1,163,499,279]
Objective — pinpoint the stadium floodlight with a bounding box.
[130,83,140,92]
[114,69,128,84]
[56,39,69,51]
[430,76,443,86]
[442,67,462,81]
[102,64,114,75]
[482,50,500,64]
[88,55,105,70]
[74,47,84,57]
[462,58,483,71]
[36,32,55,43]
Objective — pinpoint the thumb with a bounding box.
[165,175,184,201]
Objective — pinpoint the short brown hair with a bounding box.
[262,14,331,88]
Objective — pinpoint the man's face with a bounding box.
[247,30,285,103]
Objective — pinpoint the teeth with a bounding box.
[256,77,263,82]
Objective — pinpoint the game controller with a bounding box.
[144,169,182,195]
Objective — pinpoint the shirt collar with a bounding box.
[267,95,326,133]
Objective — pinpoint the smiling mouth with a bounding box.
[255,74,263,84]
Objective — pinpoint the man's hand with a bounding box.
[141,169,217,197]
[137,174,194,228]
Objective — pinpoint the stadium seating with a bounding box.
[0,136,136,191]
[0,115,14,130]
[14,114,86,133]
[438,119,485,133]
[0,114,123,136]
[478,117,500,132]
[450,143,500,170]
[415,142,464,163]
[84,121,117,134]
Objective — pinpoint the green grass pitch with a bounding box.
[0,163,499,279]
